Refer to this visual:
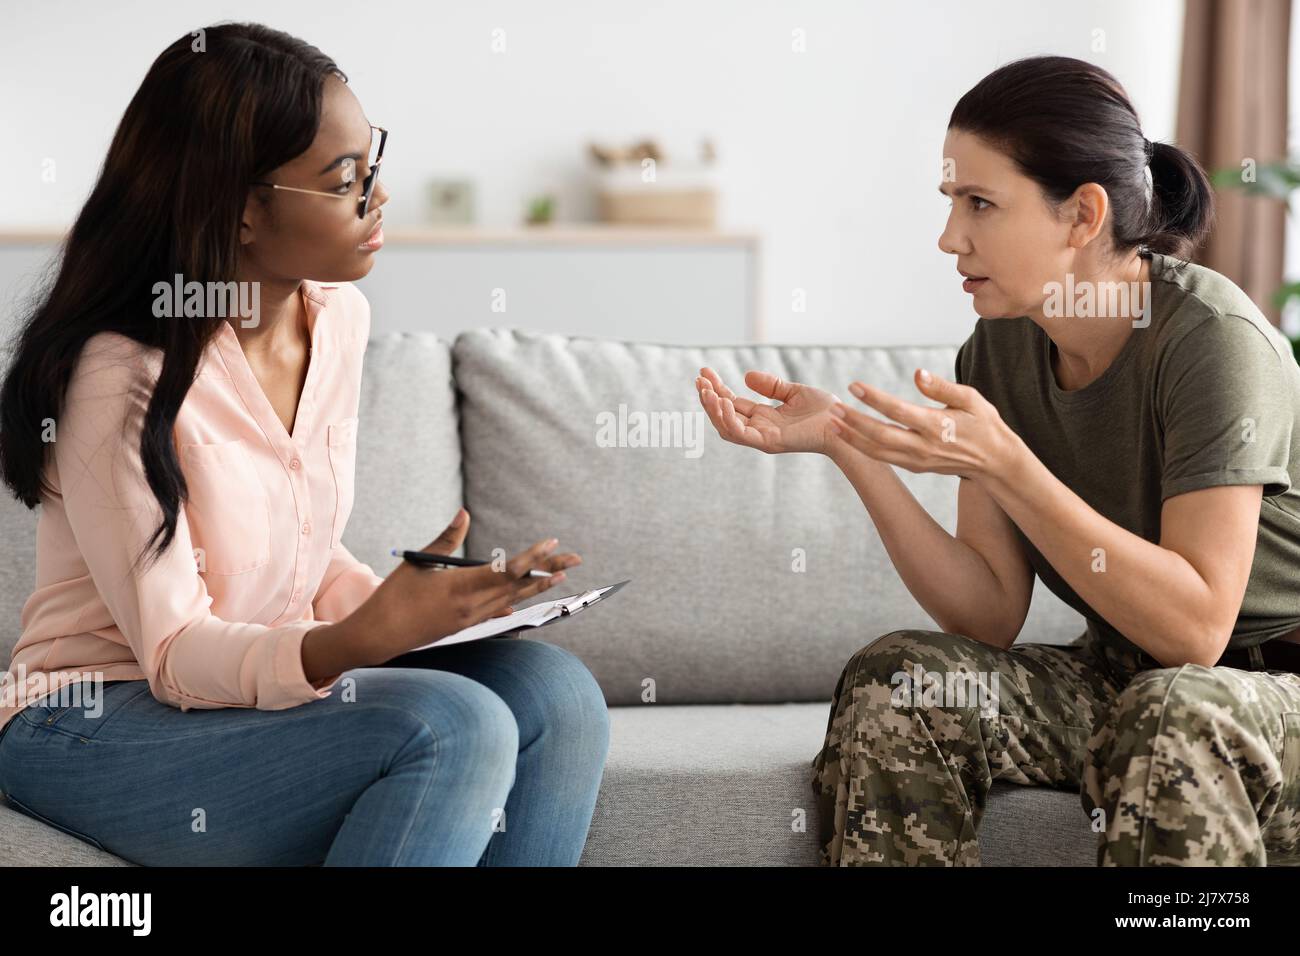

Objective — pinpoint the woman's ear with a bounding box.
[1066,181,1110,250]
[240,188,279,247]
[239,195,260,247]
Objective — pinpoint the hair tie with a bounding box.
[1142,137,1154,166]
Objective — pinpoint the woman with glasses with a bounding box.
[0,22,609,866]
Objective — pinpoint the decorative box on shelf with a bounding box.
[593,164,719,227]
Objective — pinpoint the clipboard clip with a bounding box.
[556,580,631,617]
[558,590,601,616]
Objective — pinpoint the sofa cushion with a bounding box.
[0,496,37,664]
[0,700,1094,867]
[0,801,135,865]
[580,702,1098,866]
[453,329,1085,706]
[342,333,463,574]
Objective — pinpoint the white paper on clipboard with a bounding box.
[410,580,630,651]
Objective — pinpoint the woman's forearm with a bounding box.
[828,446,1023,646]
[979,446,1220,666]
[302,620,371,683]
[301,606,393,683]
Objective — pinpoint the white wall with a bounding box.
[0,0,1184,346]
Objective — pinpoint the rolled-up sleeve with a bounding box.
[1158,316,1295,501]
[54,338,341,712]
[313,543,384,623]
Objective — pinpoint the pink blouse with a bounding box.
[0,280,384,734]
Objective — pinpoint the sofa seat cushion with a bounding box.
[580,702,1099,866]
[0,701,1097,867]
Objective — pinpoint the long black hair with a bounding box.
[0,23,345,569]
[949,55,1214,260]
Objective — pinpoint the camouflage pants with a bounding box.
[810,628,1300,865]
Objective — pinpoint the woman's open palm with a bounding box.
[695,366,841,455]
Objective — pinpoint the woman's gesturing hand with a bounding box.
[827,368,1022,481]
[695,366,843,455]
[356,508,582,663]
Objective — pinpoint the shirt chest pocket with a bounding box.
[327,417,359,550]
[180,440,272,574]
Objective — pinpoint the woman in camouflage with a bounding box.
[695,56,1300,866]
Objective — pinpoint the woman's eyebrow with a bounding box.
[938,183,997,197]
[318,151,365,176]
[319,126,377,177]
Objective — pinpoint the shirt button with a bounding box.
[289,458,301,470]
[292,590,301,602]
[301,522,311,535]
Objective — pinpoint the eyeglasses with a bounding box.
[251,125,387,220]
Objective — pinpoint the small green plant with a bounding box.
[1211,160,1300,363]
[525,194,555,225]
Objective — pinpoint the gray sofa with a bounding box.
[0,328,1101,866]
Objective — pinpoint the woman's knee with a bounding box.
[1093,664,1241,758]
[825,629,1004,738]
[842,628,987,689]
[502,640,610,739]
[341,668,519,769]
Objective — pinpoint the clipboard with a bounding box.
[410,579,631,650]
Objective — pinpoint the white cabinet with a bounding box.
[0,227,761,345]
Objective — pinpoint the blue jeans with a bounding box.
[0,636,610,865]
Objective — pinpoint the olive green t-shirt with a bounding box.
[955,251,1300,653]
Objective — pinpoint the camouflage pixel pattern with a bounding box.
[810,628,1300,865]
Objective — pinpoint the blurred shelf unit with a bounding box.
[0,226,762,344]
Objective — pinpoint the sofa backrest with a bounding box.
[0,498,37,665]
[341,333,464,573]
[453,329,1085,706]
[0,329,1085,705]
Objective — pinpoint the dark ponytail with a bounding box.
[1143,139,1216,257]
[949,55,1214,260]
[0,23,345,570]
